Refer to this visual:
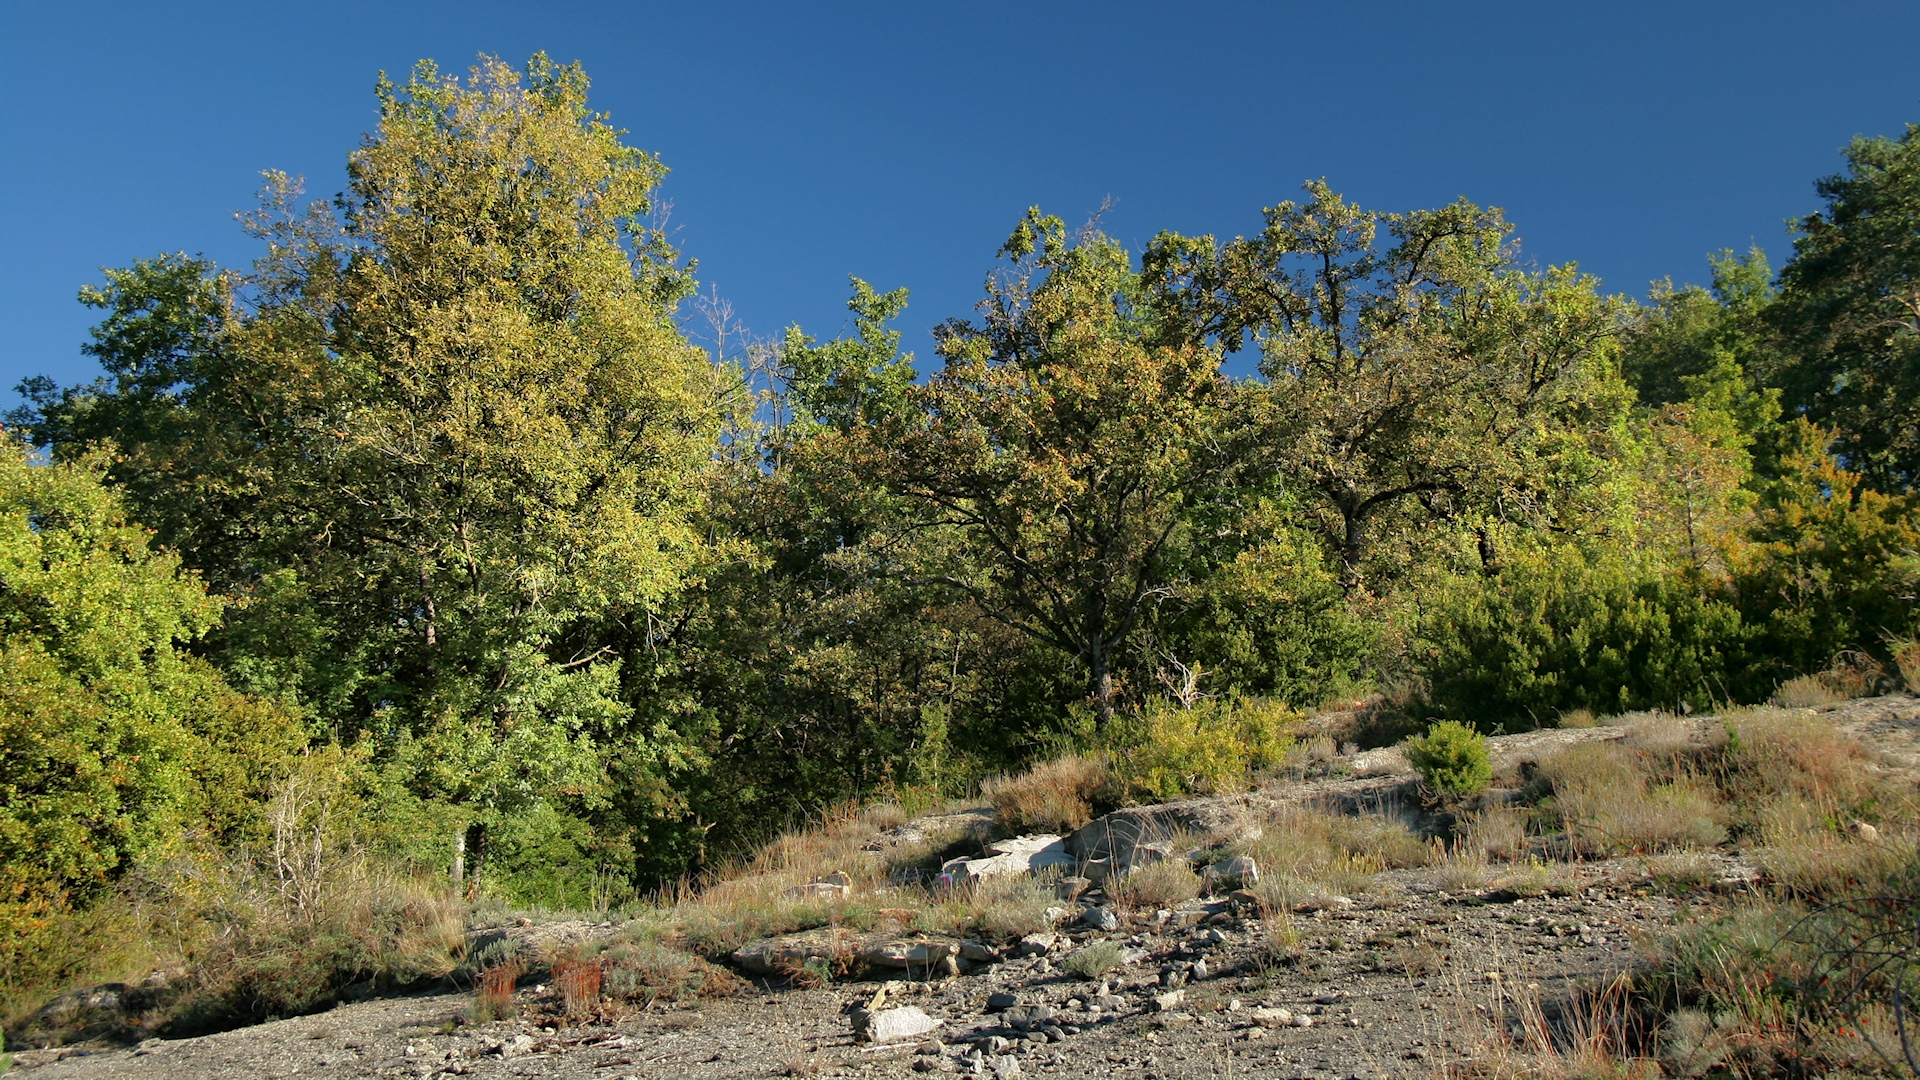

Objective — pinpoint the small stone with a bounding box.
[1191,959,1210,981]
[1204,855,1260,890]
[1016,933,1058,957]
[1250,1008,1293,1028]
[918,1040,946,1054]
[961,940,1004,964]
[1151,989,1185,1012]
[990,1056,1024,1079]
[1080,905,1121,932]
[986,1035,1012,1054]
[986,992,1020,1010]
[1313,992,1343,1005]
[1203,928,1228,945]
[1290,1014,1314,1028]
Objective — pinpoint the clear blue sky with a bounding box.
[4,1,1919,397]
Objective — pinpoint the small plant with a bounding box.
[1062,941,1123,980]
[1404,720,1493,798]
[552,957,603,1019]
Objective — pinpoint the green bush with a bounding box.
[1403,721,1493,798]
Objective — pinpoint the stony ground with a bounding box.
[16,694,1919,1080]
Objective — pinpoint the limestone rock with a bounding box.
[1203,855,1259,890]
[857,1005,945,1044]
[861,940,961,970]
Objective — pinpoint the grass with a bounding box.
[982,754,1112,833]
[1108,859,1202,909]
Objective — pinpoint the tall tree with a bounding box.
[16,55,719,885]
[856,211,1242,722]
[1770,123,1920,492]
[1145,182,1631,588]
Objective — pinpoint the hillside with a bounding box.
[13,693,1918,1080]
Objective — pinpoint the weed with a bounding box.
[474,959,522,1022]
[552,956,602,1018]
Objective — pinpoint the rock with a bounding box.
[1250,1008,1294,1028]
[941,836,1076,886]
[1313,991,1344,1005]
[1081,857,1118,882]
[1043,905,1071,924]
[499,1034,536,1058]
[1151,989,1186,1012]
[1055,876,1092,901]
[986,1035,1013,1053]
[961,940,1004,964]
[990,1056,1024,1078]
[1118,947,1150,965]
[729,930,848,976]
[986,992,1021,1011]
[1127,841,1174,867]
[1016,933,1058,957]
[1093,994,1127,1012]
[1067,798,1268,862]
[861,940,962,970]
[1080,905,1120,932]
[1191,959,1210,981]
[859,1005,945,1044]
[1290,1013,1314,1028]
[1203,855,1260,891]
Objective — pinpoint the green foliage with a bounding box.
[1771,123,1920,492]
[1103,696,1297,801]
[1403,720,1493,798]
[1419,543,1745,726]
[1145,181,1633,587]
[0,442,302,903]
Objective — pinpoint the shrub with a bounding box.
[1538,742,1726,856]
[1105,696,1297,802]
[1403,721,1493,798]
[1061,941,1123,980]
[982,755,1111,833]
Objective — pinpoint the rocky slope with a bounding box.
[15,694,1919,1080]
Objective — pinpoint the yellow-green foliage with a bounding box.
[1106,696,1297,801]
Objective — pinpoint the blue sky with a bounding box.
[4,1,1918,397]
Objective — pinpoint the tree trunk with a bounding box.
[1089,645,1116,726]
[451,827,466,886]
[464,821,488,898]
[1339,507,1366,592]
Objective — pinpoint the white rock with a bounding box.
[861,1005,945,1044]
[1249,1007,1293,1028]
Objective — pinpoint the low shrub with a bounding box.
[1404,720,1493,798]
[1061,941,1123,981]
[1104,697,1297,802]
[1538,742,1726,856]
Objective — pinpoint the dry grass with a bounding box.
[982,755,1111,833]
[1459,805,1533,862]
[1537,742,1727,856]
[1108,859,1203,909]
